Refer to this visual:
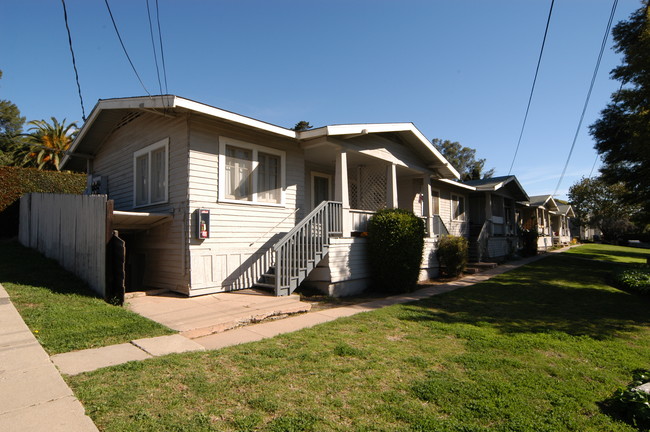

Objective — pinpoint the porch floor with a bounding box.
[125,289,311,339]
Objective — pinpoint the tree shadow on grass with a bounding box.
[566,246,650,263]
[0,240,100,298]
[399,255,650,340]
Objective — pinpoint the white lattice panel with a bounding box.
[358,165,386,211]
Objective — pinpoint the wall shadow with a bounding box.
[0,240,102,298]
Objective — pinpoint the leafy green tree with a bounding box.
[432,138,495,181]
[568,176,640,243]
[292,120,313,131]
[0,70,26,166]
[590,2,650,223]
[19,117,78,171]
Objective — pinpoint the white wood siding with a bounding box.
[432,181,469,238]
[91,112,190,294]
[187,116,305,294]
[420,238,440,280]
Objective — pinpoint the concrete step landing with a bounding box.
[126,289,311,339]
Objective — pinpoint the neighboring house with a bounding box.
[555,203,575,244]
[62,95,466,297]
[518,195,563,250]
[580,224,603,242]
[462,175,529,262]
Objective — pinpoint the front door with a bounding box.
[311,172,332,209]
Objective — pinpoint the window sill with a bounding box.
[217,199,286,209]
[133,200,169,209]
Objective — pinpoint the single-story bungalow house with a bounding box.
[61,95,475,297]
[462,175,529,262]
[518,194,567,250]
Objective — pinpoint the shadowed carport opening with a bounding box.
[108,211,173,301]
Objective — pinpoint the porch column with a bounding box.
[484,192,493,235]
[335,149,352,236]
[423,177,433,237]
[386,163,398,208]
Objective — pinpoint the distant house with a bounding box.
[462,175,529,262]
[61,95,472,297]
[519,195,574,250]
[555,203,575,244]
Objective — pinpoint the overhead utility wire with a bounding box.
[156,0,169,94]
[61,0,86,122]
[553,0,619,196]
[146,0,163,95]
[508,0,555,175]
[104,0,151,96]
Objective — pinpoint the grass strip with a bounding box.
[0,240,174,354]
[67,245,650,431]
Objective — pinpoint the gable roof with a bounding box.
[557,204,575,217]
[298,123,460,179]
[463,175,529,201]
[62,95,459,179]
[526,195,560,212]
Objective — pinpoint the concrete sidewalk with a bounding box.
[0,284,98,432]
[51,249,562,376]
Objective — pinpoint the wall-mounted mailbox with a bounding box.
[195,209,210,239]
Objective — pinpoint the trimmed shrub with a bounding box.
[367,208,425,294]
[612,265,650,295]
[0,166,86,237]
[602,369,650,430]
[521,228,539,257]
[436,235,468,277]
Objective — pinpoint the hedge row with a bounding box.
[0,166,86,212]
[0,166,86,238]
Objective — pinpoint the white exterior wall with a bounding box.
[434,184,469,238]
[91,112,190,293]
[187,116,304,295]
[487,237,515,259]
[420,238,440,280]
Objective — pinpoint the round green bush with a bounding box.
[613,265,650,295]
[367,208,425,294]
[437,235,468,277]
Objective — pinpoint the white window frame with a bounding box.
[451,194,466,221]
[218,137,286,207]
[133,138,169,208]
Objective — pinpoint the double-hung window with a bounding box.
[133,138,169,207]
[219,138,285,205]
[451,194,465,221]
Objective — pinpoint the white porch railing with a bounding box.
[349,209,449,238]
[272,201,343,296]
[350,209,374,232]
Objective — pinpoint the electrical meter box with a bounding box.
[195,209,210,239]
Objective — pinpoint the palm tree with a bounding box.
[19,117,78,171]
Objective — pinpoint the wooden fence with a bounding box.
[19,193,109,297]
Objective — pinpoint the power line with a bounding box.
[104,0,151,96]
[508,0,555,175]
[61,0,86,122]
[588,153,600,178]
[553,0,619,196]
[146,0,163,95]
[156,0,169,94]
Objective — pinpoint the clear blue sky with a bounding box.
[0,0,641,199]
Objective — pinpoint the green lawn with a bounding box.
[65,244,650,431]
[0,241,174,354]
